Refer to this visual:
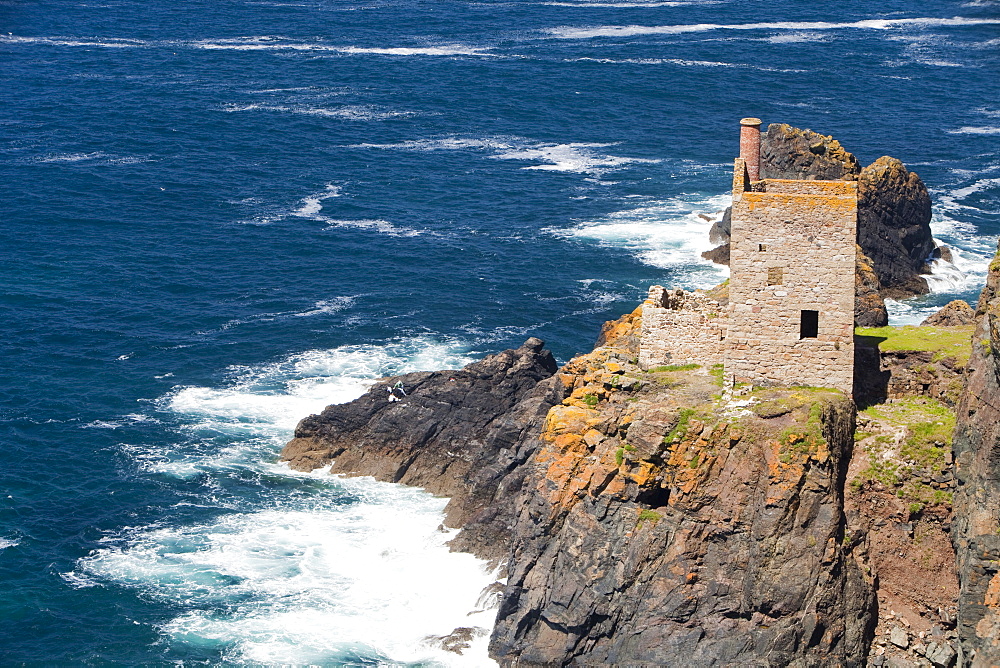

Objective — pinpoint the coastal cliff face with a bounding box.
[490,318,874,666]
[952,242,1000,665]
[282,313,877,665]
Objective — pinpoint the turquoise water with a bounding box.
[1,0,999,663]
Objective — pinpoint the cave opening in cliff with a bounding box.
[636,485,671,509]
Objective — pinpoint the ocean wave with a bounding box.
[548,192,731,288]
[195,295,357,336]
[157,337,474,444]
[85,337,493,663]
[545,16,1000,39]
[77,483,499,666]
[0,34,146,48]
[354,136,660,176]
[947,126,1000,135]
[221,103,414,120]
[567,55,805,72]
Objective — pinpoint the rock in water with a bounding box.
[280,337,565,562]
[858,156,936,299]
[922,299,975,327]
[952,240,1000,665]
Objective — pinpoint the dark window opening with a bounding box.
[800,310,819,339]
[767,267,783,285]
[758,243,767,252]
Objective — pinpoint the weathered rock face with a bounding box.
[858,156,936,299]
[952,242,1000,665]
[760,123,862,182]
[489,330,876,665]
[923,299,976,327]
[281,337,564,562]
[856,246,889,327]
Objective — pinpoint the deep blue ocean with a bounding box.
[1,0,998,664]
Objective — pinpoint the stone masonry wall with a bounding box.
[726,174,857,395]
[639,285,725,369]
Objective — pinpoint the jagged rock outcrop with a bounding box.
[490,327,876,665]
[858,156,936,299]
[760,123,862,182]
[923,300,976,327]
[281,337,564,562]
[952,242,1000,665]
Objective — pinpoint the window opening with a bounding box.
[800,310,819,339]
[758,243,767,252]
[767,267,783,285]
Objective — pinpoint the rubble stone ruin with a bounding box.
[640,117,857,395]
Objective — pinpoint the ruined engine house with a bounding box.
[640,118,857,395]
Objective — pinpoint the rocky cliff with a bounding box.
[283,315,877,665]
[952,241,1000,665]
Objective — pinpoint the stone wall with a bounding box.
[726,171,857,395]
[639,285,725,369]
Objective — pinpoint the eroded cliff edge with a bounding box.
[281,313,876,665]
[952,241,1000,665]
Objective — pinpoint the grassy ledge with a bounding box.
[855,324,975,366]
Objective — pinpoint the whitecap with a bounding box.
[0,537,20,550]
[355,135,659,177]
[545,17,1000,40]
[549,193,731,291]
[221,103,414,121]
[947,126,1000,135]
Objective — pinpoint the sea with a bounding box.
[1,0,998,664]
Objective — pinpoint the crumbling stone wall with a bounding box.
[639,285,725,369]
[726,170,857,395]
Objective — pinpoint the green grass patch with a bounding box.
[857,397,956,506]
[636,509,663,529]
[650,363,701,373]
[855,324,974,365]
[664,408,696,444]
[582,394,599,408]
[615,447,625,467]
[709,364,725,387]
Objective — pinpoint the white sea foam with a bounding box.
[79,483,499,666]
[196,295,356,335]
[356,136,660,177]
[0,34,146,48]
[546,17,1000,39]
[0,537,20,550]
[84,337,496,664]
[551,192,731,288]
[160,337,474,455]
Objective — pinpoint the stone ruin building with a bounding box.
[640,118,857,395]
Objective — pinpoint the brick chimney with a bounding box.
[739,117,762,181]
